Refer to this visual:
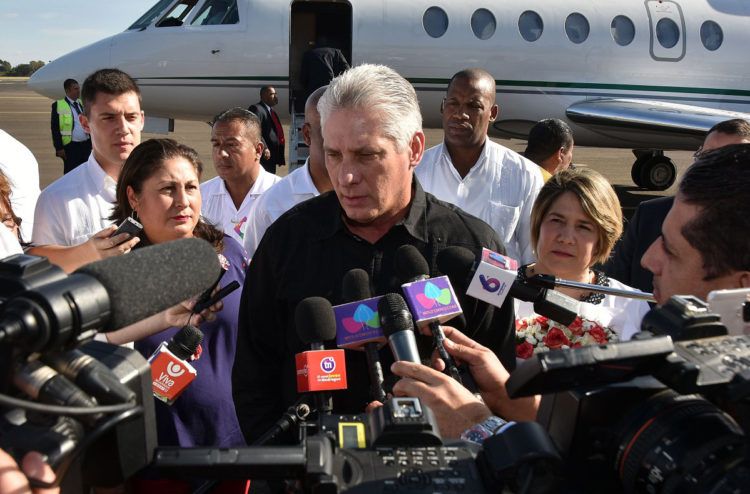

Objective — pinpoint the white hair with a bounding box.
[317,64,422,151]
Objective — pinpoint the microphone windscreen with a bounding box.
[436,246,476,290]
[75,238,220,331]
[167,325,204,360]
[342,269,371,302]
[378,293,414,337]
[295,296,337,344]
[394,245,430,282]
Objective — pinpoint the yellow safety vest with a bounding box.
[56,98,82,146]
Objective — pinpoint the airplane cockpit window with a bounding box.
[156,0,198,27]
[656,18,680,49]
[128,0,173,30]
[423,7,449,38]
[700,20,723,51]
[565,13,590,44]
[518,11,543,42]
[611,15,635,46]
[190,0,239,26]
[471,8,496,40]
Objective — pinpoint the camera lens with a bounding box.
[610,390,745,493]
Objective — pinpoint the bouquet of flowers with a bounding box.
[515,315,618,360]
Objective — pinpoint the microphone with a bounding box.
[437,246,580,326]
[149,324,203,405]
[394,245,462,381]
[294,297,347,415]
[334,269,387,402]
[523,273,656,302]
[0,238,221,353]
[378,293,421,364]
[42,349,136,405]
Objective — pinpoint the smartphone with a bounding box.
[194,268,227,311]
[193,281,241,313]
[112,216,143,238]
[707,288,750,336]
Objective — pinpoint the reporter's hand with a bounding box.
[164,290,224,328]
[433,327,539,422]
[391,361,492,439]
[0,450,59,494]
[84,225,140,259]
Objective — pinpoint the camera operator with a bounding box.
[0,449,58,494]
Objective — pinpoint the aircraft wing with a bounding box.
[566,98,750,136]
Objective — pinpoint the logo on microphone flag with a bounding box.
[468,249,517,306]
[149,344,197,404]
[296,349,347,392]
[402,275,462,326]
[334,296,387,349]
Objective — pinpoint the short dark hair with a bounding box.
[63,79,78,91]
[678,143,750,279]
[81,68,141,116]
[110,138,224,251]
[212,107,262,143]
[707,118,750,139]
[260,85,274,97]
[524,119,574,165]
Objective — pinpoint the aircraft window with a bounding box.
[471,8,496,40]
[700,20,723,51]
[656,18,680,49]
[611,15,635,46]
[190,0,239,25]
[156,0,198,27]
[518,11,543,42]
[565,13,590,44]
[128,0,174,30]
[423,7,449,38]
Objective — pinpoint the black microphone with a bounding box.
[42,349,136,405]
[0,238,221,352]
[378,293,421,364]
[341,269,387,403]
[394,245,462,381]
[437,246,579,326]
[295,297,338,415]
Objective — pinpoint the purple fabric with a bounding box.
[135,236,248,447]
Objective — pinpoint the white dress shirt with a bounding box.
[66,97,89,143]
[0,129,41,241]
[32,153,115,246]
[200,168,280,244]
[243,160,320,257]
[416,140,543,264]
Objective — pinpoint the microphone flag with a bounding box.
[401,275,462,327]
[333,296,386,349]
[295,349,348,393]
[467,248,519,307]
[149,343,198,405]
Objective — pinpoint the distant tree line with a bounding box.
[0,59,45,76]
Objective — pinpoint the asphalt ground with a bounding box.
[0,77,693,218]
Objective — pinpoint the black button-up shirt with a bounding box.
[233,179,515,443]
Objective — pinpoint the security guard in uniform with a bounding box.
[51,78,91,174]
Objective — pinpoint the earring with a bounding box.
[131,209,139,222]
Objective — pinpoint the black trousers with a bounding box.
[63,140,92,174]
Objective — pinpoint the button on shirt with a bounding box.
[32,154,115,246]
[243,160,320,257]
[200,168,280,244]
[416,140,543,264]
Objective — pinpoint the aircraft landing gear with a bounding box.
[630,150,676,191]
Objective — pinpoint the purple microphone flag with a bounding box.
[333,296,387,349]
[401,275,463,327]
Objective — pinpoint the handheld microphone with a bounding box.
[42,349,136,405]
[378,293,421,364]
[524,273,656,302]
[149,324,203,405]
[0,238,221,353]
[334,269,387,402]
[437,246,580,326]
[295,297,347,415]
[394,245,462,381]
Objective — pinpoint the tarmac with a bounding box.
[0,77,694,218]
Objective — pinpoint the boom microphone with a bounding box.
[0,238,221,352]
[378,293,421,364]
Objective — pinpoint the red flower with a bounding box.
[516,341,534,359]
[515,319,528,331]
[589,326,608,344]
[543,328,571,349]
[568,317,584,336]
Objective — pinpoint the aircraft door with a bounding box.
[645,0,686,61]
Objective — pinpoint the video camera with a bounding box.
[507,295,750,493]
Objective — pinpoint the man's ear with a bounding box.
[738,271,750,288]
[408,131,426,169]
[302,122,312,147]
[489,104,499,122]
[80,114,91,134]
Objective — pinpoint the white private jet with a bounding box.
[28,0,750,190]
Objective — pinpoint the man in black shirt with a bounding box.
[232,64,516,444]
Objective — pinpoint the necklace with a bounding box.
[517,264,609,305]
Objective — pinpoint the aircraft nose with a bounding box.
[28,39,112,99]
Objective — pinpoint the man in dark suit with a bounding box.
[248,86,284,174]
[605,118,750,294]
[299,39,349,111]
[51,78,92,174]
